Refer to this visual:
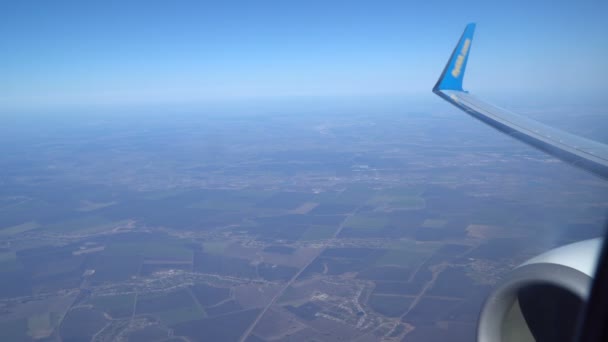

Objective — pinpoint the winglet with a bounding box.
[433,23,476,92]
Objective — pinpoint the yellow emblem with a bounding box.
[451,38,471,78]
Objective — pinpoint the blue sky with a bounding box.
[1,0,607,110]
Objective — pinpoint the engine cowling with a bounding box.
[477,238,602,342]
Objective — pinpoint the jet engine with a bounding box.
[477,238,602,342]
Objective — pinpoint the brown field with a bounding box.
[252,307,306,340]
[466,224,519,239]
[73,246,105,256]
[77,200,117,212]
[290,202,320,214]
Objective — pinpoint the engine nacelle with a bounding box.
[477,238,602,342]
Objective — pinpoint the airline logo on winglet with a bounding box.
[451,38,471,78]
[432,23,475,92]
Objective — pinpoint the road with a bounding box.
[238,206,361,342]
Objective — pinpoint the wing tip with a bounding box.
[433,23,476,93]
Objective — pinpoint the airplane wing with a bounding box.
[433,23,608,179]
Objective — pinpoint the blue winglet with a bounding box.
[433,23,476,92]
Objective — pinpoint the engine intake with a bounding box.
[477,238,602,342]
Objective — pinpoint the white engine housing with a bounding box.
[477,238,602,342]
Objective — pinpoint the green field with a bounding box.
[0,318,28,342]
[156,306,206,326]
[381,186,425,197]
[0,221,40,236]
[89,294,136,318]
[375,240,438,267]
[422,219,448,228]
[140,189,189,200]
[189,190,272,211]
[202,241,229,255]
[368,195,425,210]
[189,199,251,211]
[59,308,107,341]
[367,294,413,317]
[0,251,16,262]
[334,185,376,204]
[27,312,60,339]
[78,200,117,212]
[44,216,121,233]
[105,241,193,260]
[344,215,388,230]
[135,289,205,326]
[33,257,84,278]
[0,252,21,273]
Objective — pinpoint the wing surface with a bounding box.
[433,23,608,179]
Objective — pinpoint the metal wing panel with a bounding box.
[433,24,608,179]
